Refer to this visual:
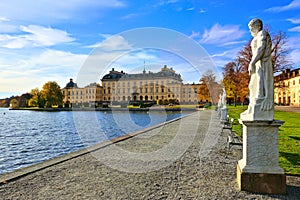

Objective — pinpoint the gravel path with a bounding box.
[0,110,299,199]
[275,106,300,113]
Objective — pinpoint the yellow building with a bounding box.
[61,79,103,107]
[61,65,205,107]
[274,68,300,106]
[101,65,198,104]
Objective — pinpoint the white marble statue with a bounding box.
[217,93,222,113]
[241,18,274,121]
[221,88,227,108]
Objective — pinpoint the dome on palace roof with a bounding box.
[65,78,78,88]
[102,73,124,80]
[101,68,125,80]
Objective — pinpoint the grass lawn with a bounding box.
[227,105,300,176]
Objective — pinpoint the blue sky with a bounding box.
[1,0,300,98]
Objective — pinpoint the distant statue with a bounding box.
[221,88,227,108]
[218,93,222,107]
[241,18,274,121]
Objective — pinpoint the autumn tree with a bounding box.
[41,81,63,108]
[9,98,19,108]
[222,61,249,106]
[28,88,44,108]
[199,70,221,104]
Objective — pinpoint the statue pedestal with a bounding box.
[237,119,286,194]
[220,108,228,123]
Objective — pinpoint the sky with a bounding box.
[1,0,300,98]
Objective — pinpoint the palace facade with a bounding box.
[274,68,300,106]
[61,79,102,107]
[62,65,205,107]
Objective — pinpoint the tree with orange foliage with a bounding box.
[199,70,221,104]
[223,60,249,106]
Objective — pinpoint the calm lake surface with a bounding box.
[0,108,188,175]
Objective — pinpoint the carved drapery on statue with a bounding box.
[240,18,274,121]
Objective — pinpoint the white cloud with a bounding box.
[0,0,125,23]
[288,35,300,49]
[27,49,87,69]
[99,34,113,39]
[86,35,132,51]
[0,16,18,33]
[0,49,87,93]
[290,49,300,65]
[189,31,200,39]
[199,24,245,45]
[209,47,242,68]
[287,18,300,24]
[121,13,141,20]
[186,7,195,11]
[21,25,75,46]
[199,8,206,13]
[286,36,300,67]
[288,26,300,32]
[266,0,300,12]
[0,25,74,49]
[0,24,18,33]
[0,16,9,22]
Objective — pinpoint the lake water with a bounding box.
[0,108,187,175]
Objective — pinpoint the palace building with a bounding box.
[61,79,102,107]
[274,68,300,106]
[61,65,202,107]
[101,65,186,103]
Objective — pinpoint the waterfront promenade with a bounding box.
[0,110,299,199]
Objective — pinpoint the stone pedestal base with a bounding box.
[237,119,286,194]
[220,108,228,122]
[237,164,286,194]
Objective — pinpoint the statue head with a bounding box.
[248,18,263,37]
